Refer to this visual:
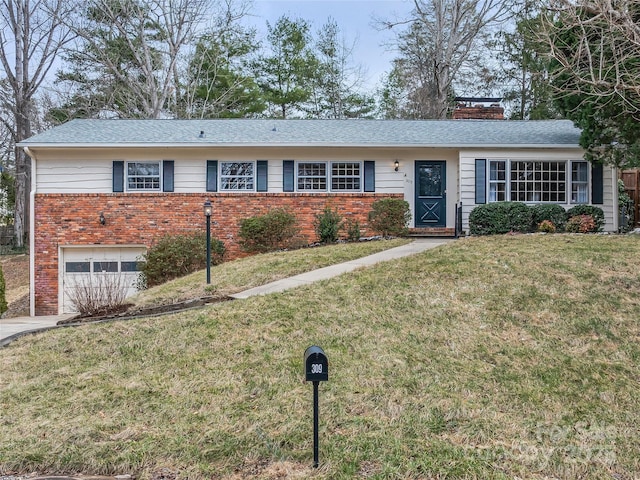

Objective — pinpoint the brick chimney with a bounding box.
[452,97,504,120]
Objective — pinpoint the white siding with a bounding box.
[34,147,407,195]
[37,160,113,192]
[458,149,618,233]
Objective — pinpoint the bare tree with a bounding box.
[307,18,374,119]
[540,0,640,166]
[0,0,75,247]
[57,0,249,119]
[382,0,512,118]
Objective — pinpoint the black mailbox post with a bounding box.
[303,345,328,468]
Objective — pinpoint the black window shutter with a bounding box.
[113,161,124,192]
[163,160,174,192]
[283,160,294,192]
[257,160,268,192]
[206,160,218,192]
[364,161,375,192]
[475,159,487,204]
[591,163,603,204]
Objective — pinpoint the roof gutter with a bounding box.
[18,142,583,149]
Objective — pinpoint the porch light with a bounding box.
[203,199,212,284]
[394,160,399,172]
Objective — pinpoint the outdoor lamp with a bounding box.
[394,160,399,172]
[203,199,212,217]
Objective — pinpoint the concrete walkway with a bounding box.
[230,238,451,298]
[0,238,452,346]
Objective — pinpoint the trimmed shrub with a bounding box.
[0,266,7,316]
[238,208,300,253]
[537,220,557,233]
[368,198,411,237]
[566,214,597,233]
[139,232,225,288]
[567,205,605,232]
[531,204,568,232]
[314,206,343,243]
[469,202,533,235]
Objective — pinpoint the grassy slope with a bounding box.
[131,238,410,307]
[1,235,639,479]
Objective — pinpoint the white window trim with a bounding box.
[486,159,589,205]
[126,161,162,192]
[297,161,328,192]
[331,161,363,192]
[570,160,590,204]
[295,160,363,193]
[219,161,256,192]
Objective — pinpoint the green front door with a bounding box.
[415,161,446,227]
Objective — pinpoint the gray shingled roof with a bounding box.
[19,118,582,148]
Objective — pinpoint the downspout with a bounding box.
[23,146,36,317]
[614,165,620,232]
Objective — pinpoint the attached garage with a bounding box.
[60,246,146,314]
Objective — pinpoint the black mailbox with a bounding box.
[304,345,328,382]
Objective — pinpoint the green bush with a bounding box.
[469,202,533,235]
[238,208,300,253]
[368,198,411,237]
[139,232,225,288]
[531,204,568,232]
[345,219,361,242]
[314,206,343,243]
[0,266,7,316]
[567,205,605,232]
[618,179,634,233]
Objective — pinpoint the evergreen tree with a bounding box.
[254,16,319,119]
[496,2,560,119]
[182,28,265,118]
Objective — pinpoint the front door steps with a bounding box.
[408,227,457,238]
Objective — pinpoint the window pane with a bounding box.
[121,261,142,272]
[66,262,90,273]
[127,162,161,190]
[93,261,118,273]
[509,160,566,203]
[488,161,506,202]
[571,161,588,203]
[220,162,254,191]
[298,162,327,191]
[331,162,361,191]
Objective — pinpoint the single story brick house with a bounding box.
[20,119,618,316]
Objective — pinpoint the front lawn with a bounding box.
[1,235,639,479]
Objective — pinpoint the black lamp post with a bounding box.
[203,199,212,284]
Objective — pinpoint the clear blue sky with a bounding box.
[249,0,415,90]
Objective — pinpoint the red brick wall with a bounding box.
[452,105,504,120]
[34,192,401,315]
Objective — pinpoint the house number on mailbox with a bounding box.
[311,364,323,374]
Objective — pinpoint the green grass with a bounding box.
[131,238,410,307]
[2,234,640,479]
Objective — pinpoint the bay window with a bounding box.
[487,159,589,204]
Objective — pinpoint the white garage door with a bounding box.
[61,246,146,314]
